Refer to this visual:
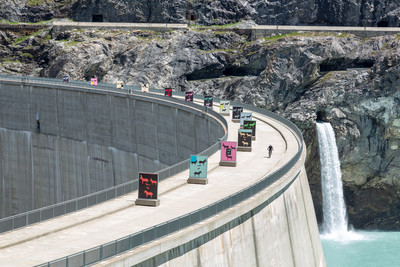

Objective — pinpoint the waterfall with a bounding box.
[316,122,348,235]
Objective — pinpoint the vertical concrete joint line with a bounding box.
[154,103,160,165]
[193,113,198,153]
[250,213,261,267]
[37,128,42,208]
[299,173,319,267]
[175,108,179,157]
[28,86,35,210]
[83,91,88,144]
[55,88,59,143]
[283,193,296,266]
[108,96,116,186]
[132,99,138,153]
[196,244,202,267]
[108,95,113,145]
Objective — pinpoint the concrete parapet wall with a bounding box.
[251,25,400,40]
[49,21,400,40]
[51,21,188,36]
[0,81,224,218]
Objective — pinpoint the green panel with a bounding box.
[189,155,208,179]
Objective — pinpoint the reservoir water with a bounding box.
[321,231,400,267]
[316,122,400,266]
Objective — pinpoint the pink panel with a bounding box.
[91,78,98,86]
[220,141,237,161]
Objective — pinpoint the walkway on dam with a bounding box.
[0,95,300,266]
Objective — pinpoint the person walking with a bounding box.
[267,145,274,158]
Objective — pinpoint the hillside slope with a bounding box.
[1,25,399,229]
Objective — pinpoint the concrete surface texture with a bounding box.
[126,168,324,267]
[98,108,325,267]
[0,80,325,266]
[0,81,224,218]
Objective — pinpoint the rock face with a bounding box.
[71,0,187,23]
[0,0,75,22]
[1,22,400,229]
[64,0,400,27]
[1,0,400,27]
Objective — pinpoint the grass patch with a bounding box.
[44,33,52,41]
[200,48,236,54]
[1,58,21,64]
[13,36,30,45]
[262,31,353,44]
[23,45,34,51]
[337,33,351,38]
[212,31,229,36]
[263,33,292,43]
[378,34,400,51]
[26,0,51,7]
[317,71,335,84]
[21,53,34,59]
[58,39,81,46]
[12,29,47,45]
[0,19,53,25]
[0,19,19,25]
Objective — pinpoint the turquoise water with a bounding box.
[321,231,400,267]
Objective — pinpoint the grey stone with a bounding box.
[1,19,400,229]
[1,0,400,27]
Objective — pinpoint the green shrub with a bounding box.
[22,53,34,59]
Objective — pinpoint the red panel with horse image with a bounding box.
[138,173,158,200]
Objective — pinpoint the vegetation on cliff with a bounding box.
[1,0,400,230]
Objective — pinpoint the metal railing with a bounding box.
[0,75,304,267]
[35,101,304,267]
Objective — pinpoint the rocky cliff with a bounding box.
[1,0,400,230]
[1,0,400,27]
[1,24,399,230]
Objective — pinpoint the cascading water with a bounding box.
[316,122,348,236]
[316,124,396,267]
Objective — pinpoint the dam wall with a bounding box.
[0,77,325,267]
[0,80,225,218]
[101,150,325,267]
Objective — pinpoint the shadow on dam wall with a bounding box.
[0,81,225,219]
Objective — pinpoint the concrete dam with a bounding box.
[0,76,325,266]
[0,77,224,218]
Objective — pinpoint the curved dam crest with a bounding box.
[0,79,224,218]
[0,77,324,267]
